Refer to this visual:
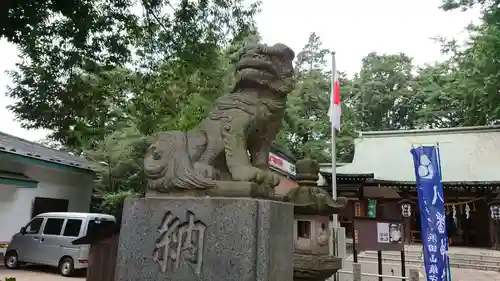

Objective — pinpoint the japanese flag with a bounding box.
[328,60,341,130]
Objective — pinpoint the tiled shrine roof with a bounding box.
[321,125,500,186]
[0,131,96,171]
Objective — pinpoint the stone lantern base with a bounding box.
[293,253,343,281]
[286,158,347,281]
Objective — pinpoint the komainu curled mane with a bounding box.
[144,43,295,197]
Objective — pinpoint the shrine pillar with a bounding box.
[488,198,500,250]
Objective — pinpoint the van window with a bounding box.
[63,219,83,237]
[43,218,65,235]
[87,219,115,234]
[25,218,44,234]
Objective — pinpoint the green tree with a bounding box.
[5,0,261,151]
[440,0,491,11]
[3,0,142,151]
[130,28,262,135]
[278,33,331,162]
[412,61,465,128]
[276,33,358,163]
[350,52,422,131]
[414,0,500,127]
[84,122,150,217]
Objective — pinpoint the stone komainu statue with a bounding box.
[144,43,295,197]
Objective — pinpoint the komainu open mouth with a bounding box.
[236,59,278,78]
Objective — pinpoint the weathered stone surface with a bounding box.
[143,43,296,197]
[294,215,330,255]
[293,253,343,281]
[146,181,281,200]
[115,197,294,281]
[284,158,347,215]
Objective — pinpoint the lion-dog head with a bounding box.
[233,43,296,96]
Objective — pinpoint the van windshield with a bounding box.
[87,219,116,234]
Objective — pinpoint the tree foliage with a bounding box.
[414,0,500,127]
[4,0,260,151]
[272,33,358,163]
[277,33,331,162]
[350,53,422,131]
[83,123,149,216]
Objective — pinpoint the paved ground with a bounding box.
[4,263,499,281]
[0,266,85,281]
[331,244,500,281]
[336,259,500,281]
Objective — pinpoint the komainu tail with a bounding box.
[144,131,215,192]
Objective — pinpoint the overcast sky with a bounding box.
[0,0,481,142]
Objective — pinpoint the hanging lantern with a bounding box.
[490,204,500,220]
[401,203,412,218]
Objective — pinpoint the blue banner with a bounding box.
[410,145,449,281]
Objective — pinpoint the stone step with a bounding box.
[361,251,500,265]
[361,250,500,263]
[404,247,500,257]
[353,254,500,272]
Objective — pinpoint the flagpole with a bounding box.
[436,143,452,281]
[330,51,339,263]
[331,51,338,201]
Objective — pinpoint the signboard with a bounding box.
[367,199,377,218]
[376,222,402,244]
[268,152,296,175]
[353,218,405,251]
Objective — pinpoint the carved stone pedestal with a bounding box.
[114,197,294,281]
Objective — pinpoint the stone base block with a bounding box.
[114,197,294,281]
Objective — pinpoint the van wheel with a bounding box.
[4,251,20,269]
[59,257,75,277]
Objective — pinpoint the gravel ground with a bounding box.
[0,266,85,281]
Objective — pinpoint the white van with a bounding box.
[3,212,116,277]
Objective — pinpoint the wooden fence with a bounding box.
[85,233,119,281]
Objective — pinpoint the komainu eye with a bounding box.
[152,151,161,160]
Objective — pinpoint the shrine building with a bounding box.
[318,125,500,248]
